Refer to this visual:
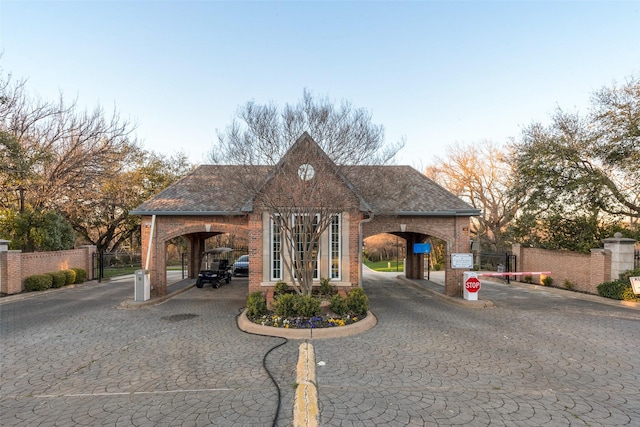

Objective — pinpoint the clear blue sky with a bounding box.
[1,1,639,168]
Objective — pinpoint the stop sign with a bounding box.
[465,276,481,293]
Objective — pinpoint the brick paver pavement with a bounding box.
[2,271,639,426]
[315,271,640,426]
[0,279,297,427]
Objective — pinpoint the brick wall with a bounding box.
[512,244,612,294]
[0,246,96,295]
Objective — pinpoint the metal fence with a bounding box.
[92,252,142,282]
[635,249,640,269]
[478,252,514,271]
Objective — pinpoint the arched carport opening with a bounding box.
[362,215,472,297]
[141,215,249,297]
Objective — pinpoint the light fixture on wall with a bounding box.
[400,224,406,232]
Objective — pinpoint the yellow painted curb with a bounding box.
[294,342,318,427]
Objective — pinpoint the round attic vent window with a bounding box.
[298,163,315,181]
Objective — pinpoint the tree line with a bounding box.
[2,67,637,260]
[427,76,640,254]
[0,68,191,253]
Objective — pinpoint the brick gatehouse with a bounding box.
[132,133,479,298]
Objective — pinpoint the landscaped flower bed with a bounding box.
[245,280,369,329]
[249,313,364,329]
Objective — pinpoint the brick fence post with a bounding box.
[79,245,97,279]
[2,250,23,295]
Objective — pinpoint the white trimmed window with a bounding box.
[270,216,283,281]
[330,214,341,280]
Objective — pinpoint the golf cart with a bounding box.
[196,248,233,288]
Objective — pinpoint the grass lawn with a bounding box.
[102,266,140,279]
[364,259,405,272]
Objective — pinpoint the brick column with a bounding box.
[0,250,7,294]
[444,217,471,297]
[248,212,263,294]
[79,245,96,277]
[2,250,23,295]
[405,234,424,279]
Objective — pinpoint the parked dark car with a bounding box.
[233,255,249,276]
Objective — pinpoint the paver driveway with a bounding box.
[315,272,640,426]
[1,271,639,426]
[0,279,296,427]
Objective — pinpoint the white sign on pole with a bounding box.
[630,277,640,295]
[451,253,474,269]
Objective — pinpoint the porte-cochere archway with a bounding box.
[140,215,248,297]
[363,215,472,297]
[133,133,479,298]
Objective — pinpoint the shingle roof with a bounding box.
[345,165,478,215]
[130,165,270,215]
[131,163,478,217]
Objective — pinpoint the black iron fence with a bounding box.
[477,252,513,271]
[477,252,517,283]
[635,249,640,269]
[92,252,142,282]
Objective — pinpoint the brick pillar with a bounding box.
[188,234,205,280]
[151,237,167,297]
[79,245,96,277]
[2,250,23,295]
[248,212,263,294]
[0,250,7,294]
[444,218,471,297]
[404,234,424,279]
[512,244,523,271]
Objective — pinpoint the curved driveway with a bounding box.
[1,271,639,426]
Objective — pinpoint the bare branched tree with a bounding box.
[209,90,405,294]
[0,68,192,252]
[426,140,520,252]
[0,70,137,213]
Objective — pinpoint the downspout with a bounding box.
[358,211,374,287]
[145,215,156,271]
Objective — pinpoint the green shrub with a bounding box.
[472,264,480,271]
[273,293,299,317]
[48,271,67,288]
[542,276,553,286]
[329,293,348,316]
[346,287,369,315]
[24,274,53,292]
[563,279,575,291]
[597,280,638,301]
[294,295,321,317]
[274,280,289,297]
[319,277,335,296]
[620,267,640,281]
[524,275,533,284]
[63,269,77,286]
[72,268,87,283]
[246,291,267,317]
[432,263,442,271]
